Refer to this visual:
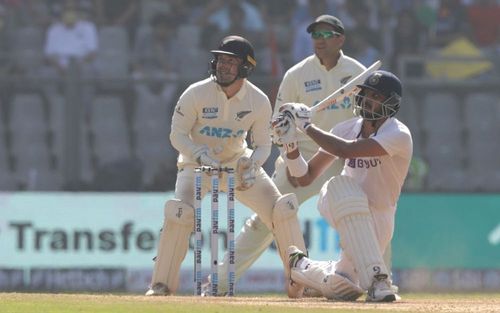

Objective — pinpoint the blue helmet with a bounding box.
[354,70,402,120]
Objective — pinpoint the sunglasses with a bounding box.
[311,30,341,39]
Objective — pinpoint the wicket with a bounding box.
[194,166,235,296]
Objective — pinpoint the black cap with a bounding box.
[210,35,257,67]
[306,15,344,34]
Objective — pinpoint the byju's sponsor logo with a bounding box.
[347,158,381,169]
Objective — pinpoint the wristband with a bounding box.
[286,154,308,177]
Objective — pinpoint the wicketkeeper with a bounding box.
[145,35,306,297]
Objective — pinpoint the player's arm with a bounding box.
[248,98,273,167]
[286,149,336,187]
[170,92,196,152]
[305,124,388,158]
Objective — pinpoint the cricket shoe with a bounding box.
[366,274,400,302]
[145,282,170,296]
[302,287,323,298]
[286,245,307,298]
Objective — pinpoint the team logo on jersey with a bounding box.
[235,110,251,121]
[340,75,353,85]
[199,126,245,138]
[202,107,218,119]
[304,79,321,92]
[175,106,184,116]
[347,158,381,169]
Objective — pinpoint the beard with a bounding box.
[215,69,238,87]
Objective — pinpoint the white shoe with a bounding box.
[286,246,307,298]
[303,287,323,298]
[145,282,170,296]
[366,274,399,302]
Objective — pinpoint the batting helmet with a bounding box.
[210,35,257,79]
[354,70,402,120]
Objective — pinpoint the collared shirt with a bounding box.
[275,51,365,153]
[44,20,98,68]
[170,77,272,167]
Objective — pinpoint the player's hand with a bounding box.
[236,156,257,191]
[279,102,312,132]
[271,113,299,154]
[192,145,220,168]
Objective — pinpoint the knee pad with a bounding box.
[164,199,194,226]
[320,175,369,224]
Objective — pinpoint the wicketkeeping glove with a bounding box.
[236,156,257,191]
[279,102,312,132]
[192,145,220,168]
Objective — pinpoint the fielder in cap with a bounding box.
[145,35,307,298]
[272,70,412,302]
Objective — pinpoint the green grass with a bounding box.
[1,292,499,313]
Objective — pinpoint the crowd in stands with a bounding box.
[0,0,498,192]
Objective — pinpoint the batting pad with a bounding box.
[271,193,307,272]
[150,199,194,294]
[320,176,388,290]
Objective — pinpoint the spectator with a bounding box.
[198,0,264,51]
[429,0,470,49]
[40,0,98,119]
[94,0,138,43]
[131,13,180,108]
[466,0,500,48]
[391,9,427,75]
[348,32,380,67]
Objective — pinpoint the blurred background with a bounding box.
[0,0,499,294]
[0,0,498,192]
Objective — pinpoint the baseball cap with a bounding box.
[306,15,345,35]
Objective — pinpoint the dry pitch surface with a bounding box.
[1,292,500,313]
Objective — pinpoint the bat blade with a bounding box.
[310,60,382,114]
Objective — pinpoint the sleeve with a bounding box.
[86,23,98,53]
[169,87,201,159]
[273,70,299,115]
[249,97,273,167]
[372,125,412,159]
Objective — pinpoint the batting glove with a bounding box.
[279,102,312,132]
[271,113,299,154]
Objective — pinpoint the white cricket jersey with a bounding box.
[275,51,365,151]
[324,117,413,214]
[170,77,272,167]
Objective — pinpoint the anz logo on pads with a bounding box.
[202,107,218,119]
[304,79,321,92]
